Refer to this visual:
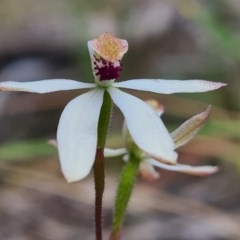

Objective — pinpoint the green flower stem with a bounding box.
[110,147,142,240]
[93,148,105,240]
[93,90,112,240]
[97,90,112,148]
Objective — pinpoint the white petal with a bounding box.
[57,88,104,182]
[147,159,219,176]
[104,148,127,157]
[0,79,95,93]
[108,87,177,164]
[113,79,226,94]
[139,161,160,181]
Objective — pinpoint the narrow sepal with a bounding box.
[113,79,226,94]
[147,159,219,176]
[0,79,95,93]
[171,106,211,149]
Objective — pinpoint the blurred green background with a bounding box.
[0,0,240,239]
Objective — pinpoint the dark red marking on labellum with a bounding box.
[94,56,122,81]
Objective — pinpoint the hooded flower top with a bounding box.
[0,33,226,182]
[88,32,128,83]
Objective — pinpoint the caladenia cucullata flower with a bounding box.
[106,101,219,239]
[0,32,226,240]
[0,32,226,182]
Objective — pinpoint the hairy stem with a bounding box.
[93,148,105,240]
[110,148,141,240]
[93,90,112,240]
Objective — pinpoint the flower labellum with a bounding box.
[88,32,128,84]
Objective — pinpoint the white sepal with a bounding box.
[108,87,177,164]
[57,88,104,182]
[0,79,95,93]
[147,158,219,176]
[113,79,226,94]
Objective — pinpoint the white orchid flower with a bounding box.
[105,102,218,181]
[0,33,225,182]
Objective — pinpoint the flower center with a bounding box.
[93,55,122,81]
